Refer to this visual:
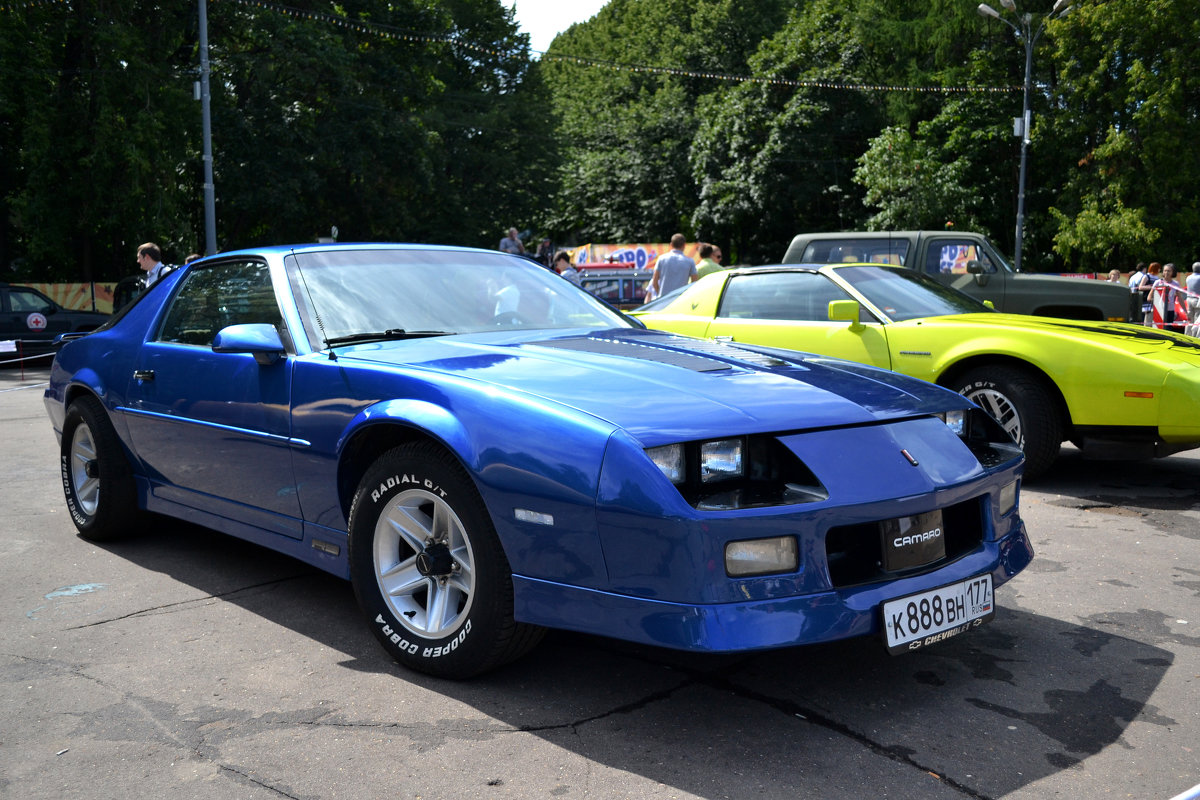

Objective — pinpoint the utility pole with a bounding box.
[976,0,1071,272]
[199,0,217,255]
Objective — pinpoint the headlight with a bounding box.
[645,436,828,510]
[937,409,966,437]
[701,438,743,482]
[646,443,684,483]
[940,407,1023,469]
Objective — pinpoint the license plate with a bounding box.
[882,574,993,654]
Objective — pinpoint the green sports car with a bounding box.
[634,263,1200,478]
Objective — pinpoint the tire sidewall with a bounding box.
[61,405,95,531]
[349,448,510,678]
[60,398,133,538]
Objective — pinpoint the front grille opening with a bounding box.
[824,497,984,588]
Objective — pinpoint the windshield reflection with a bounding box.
[288,248,631,349]
[834,265,991,322]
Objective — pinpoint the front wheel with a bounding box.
[348,442,544,679]
[952,366,1062,479]
[60,395,140,540]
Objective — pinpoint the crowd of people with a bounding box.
[497,227,728,305]
[1124,261,1200,335]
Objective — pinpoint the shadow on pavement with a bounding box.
[92,515,1172,800]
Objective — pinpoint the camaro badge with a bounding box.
[901,449,919,466]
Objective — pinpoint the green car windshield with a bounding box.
[834,265,992,322]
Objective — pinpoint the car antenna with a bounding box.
[293,259,337,360]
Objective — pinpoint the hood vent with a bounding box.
[531,335,791,372]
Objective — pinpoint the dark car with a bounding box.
[1,283,108,365]
[45,243,1030,678]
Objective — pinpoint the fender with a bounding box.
[338,397,474,468]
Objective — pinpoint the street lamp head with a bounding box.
[977,3,1002,19]
[999,0,1017,10]
[1051,0,1072,16]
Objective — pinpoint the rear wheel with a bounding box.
[953,366,1062,479]
[60,395,140,540]
[348,442,544,679]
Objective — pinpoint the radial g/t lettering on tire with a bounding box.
[60,395,140,541]
[347,441,544,679]
[953,365,1063,479]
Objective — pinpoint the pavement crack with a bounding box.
[520,679,694,734]
[697,674,996,800]
[218,763,302,798]
[65,574,312,630]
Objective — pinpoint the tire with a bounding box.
[348,442,544,679]
[953,366,1063,479]
[60,395,140,541]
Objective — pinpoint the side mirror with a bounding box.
[967,260,991,286]
[828,300,864,331]
[212,323,286,365]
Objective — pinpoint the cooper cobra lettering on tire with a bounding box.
[348,441,544,679]
[953,365,1063,479]
[60,395,140,541]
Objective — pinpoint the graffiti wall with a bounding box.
[16,283,120,314]
[568,243,702,268]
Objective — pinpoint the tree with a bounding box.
[0,0,553,278]
[1046,0,1200,269]
[1,1,197,279]
[540,0,788,247]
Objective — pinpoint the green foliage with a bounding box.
[1049,197,1159,271]
[540,0,789,250]
[1046,0,1200,267]
[4,0,1200,279]
[0,0,552,279]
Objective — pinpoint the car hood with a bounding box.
[335,328,962,443]
[907,313,1200,359]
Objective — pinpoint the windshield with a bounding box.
[287,248,631,349]
[833,265,992,321]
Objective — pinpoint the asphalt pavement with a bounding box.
[1,365,1197,799]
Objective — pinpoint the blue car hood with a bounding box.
[336,329,959,444]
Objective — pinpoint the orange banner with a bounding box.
[16,283,120,314]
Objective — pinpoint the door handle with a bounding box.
[133,369,155,382]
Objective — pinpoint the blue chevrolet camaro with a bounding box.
[44,244,1032,678]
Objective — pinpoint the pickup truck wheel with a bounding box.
[348,442,544,679]
[953,366,1062,478]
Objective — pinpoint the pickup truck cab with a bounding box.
[782,230,1138,322]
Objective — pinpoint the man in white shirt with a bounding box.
[137,242,170,287]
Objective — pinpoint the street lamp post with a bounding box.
[198,0,217,256]
[976,0,1071,273]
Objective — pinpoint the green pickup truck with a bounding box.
[782,230,1138,322]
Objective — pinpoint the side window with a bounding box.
[9,288,55,313]
[927,241,996,275]
[157,260,283,346]
[718,272,856,322]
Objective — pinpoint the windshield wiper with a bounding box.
[324,329,453,347]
